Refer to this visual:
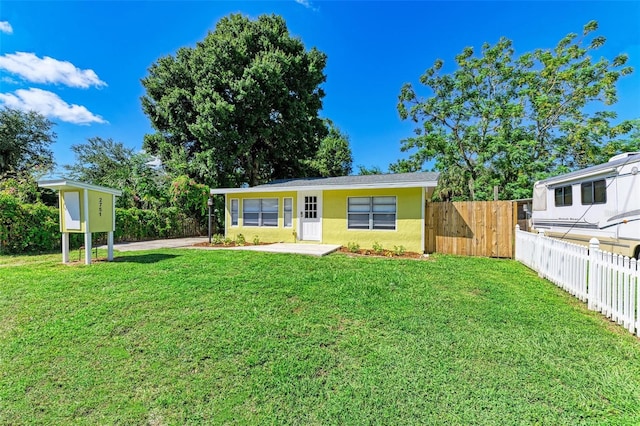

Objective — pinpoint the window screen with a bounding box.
[242,198,278,227]
[231,199,238,226]
[347,196,396,230]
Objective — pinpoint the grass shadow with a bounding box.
[113,253,180,264]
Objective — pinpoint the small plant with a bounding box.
[292,230,297,242]
[372,241,384,255]
[212,234,224,245]
[393,245,406,256]
[347,241,360,253]
[252,235,260,245]
[223,237,233,246]
[235,233,246,246]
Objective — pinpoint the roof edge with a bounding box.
[38,179,123,196]
[211,180,438,195]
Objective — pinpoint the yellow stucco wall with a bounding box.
[322,187,424,253]
[225,191,299,243]
[60,189,115,233]
[224,187,426,252]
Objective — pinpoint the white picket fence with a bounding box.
[515,226,640,336]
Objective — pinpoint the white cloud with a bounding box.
[0,88,107,125]
[0,52,106,89]
[0,21,12,34]
[294,0,315,10]
[1,76,19,85]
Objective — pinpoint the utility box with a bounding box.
[38,180,122,264]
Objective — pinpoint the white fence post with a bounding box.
[515,225,520,261]
[536,230,545,277]
[588,238,599,311]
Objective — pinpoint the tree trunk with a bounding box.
[468,176,476,201]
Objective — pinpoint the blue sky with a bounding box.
[1,1,639,176]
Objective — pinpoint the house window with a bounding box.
[581,179,607,205]
[554,186,573,207]
[230,199,238,226]
[347,196,396,230]
[283,198,293,228]
[304,196,317,218]
[243,198,278,227]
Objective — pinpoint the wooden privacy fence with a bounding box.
[515,227,640,337]
[425,201,517,258]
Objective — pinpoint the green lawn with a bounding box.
[1,250,639,425]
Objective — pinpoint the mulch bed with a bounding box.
[193,241,271,248]
[337,247,430,260]
[193,241,430,260]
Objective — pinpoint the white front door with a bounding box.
[298,191,322,241]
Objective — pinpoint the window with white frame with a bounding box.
[230,199,239,226]
[242,198,278,227]
[283,198,293,227]
[347,196,396,230]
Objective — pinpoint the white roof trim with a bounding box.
[38,179,123,196]
[538,168,617,187]
[211,181,437,195]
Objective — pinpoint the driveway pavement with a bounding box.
[104,237,340,257]
[104,237,209,252]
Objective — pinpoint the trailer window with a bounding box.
[581,179,607,205]
[554,186,572,207]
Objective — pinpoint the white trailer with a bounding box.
[531,152,640,258]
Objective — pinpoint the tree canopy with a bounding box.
[397,21,634,201]
[141,13,328,189]
[0,107,56,177]
[306,120,353,177]
[64,137,167,209]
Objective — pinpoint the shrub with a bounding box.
[212,234,224,244]
[235,233,246,246]
[0,192,204,254]
[393,245,406,256]
[0,193,83,253]
[252,235,260,245]
[347,241,360,253]
[168,175,209,219]
[372,241,384,255]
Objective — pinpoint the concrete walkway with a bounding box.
[104,237,341,257]
[103,237,209,252]
[209,243,342,257]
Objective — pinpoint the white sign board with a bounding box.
[63,191,81,230]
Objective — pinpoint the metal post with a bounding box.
[62,232,69,263]
[207,196,213,244]
[107,231,114,261]
[83,189,91,265]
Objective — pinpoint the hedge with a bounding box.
[0,194,204,254]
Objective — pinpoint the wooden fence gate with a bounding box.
[425,201,518,258]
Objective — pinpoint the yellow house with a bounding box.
[211,172,439,253]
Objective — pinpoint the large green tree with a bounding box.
[141,13,327,188]
[64,137,168,209]
[397,21,633,201]
[306,120,353,177]
[0,107,56,177]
